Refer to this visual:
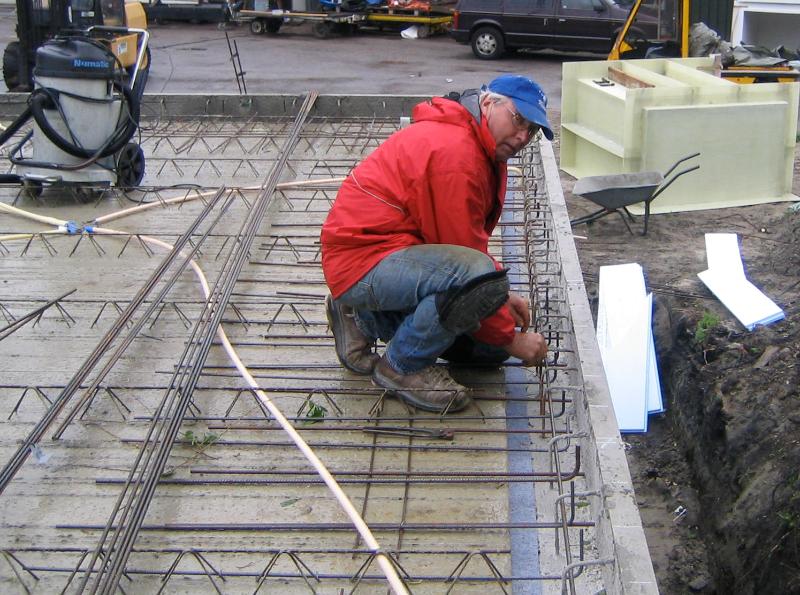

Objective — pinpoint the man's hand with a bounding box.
[504,331,548,366]
[506,293,531,332]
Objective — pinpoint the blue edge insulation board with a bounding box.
[501,188,541,595]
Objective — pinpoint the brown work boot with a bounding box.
[372,356,471,413]
[325,295,380,375]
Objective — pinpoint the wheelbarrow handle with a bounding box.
[650,164,700,202]
[662,152,701,179]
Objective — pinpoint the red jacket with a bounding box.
[320,96,515,346]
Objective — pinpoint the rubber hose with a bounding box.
[29,81,139,160]
[0,105,32,148]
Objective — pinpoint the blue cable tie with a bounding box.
[83,225,94,234]
[65,221,79,235]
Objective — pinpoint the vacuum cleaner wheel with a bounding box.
[117,142,146,190]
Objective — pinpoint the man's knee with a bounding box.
[435,268,510,333]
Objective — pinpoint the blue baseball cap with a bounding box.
[487,74,554,141]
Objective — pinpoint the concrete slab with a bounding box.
[0,93,653,594]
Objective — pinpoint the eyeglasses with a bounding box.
[503,103,540,137]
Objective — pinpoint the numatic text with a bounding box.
[73,59,107,68]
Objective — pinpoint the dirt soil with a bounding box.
[551,115,800,594]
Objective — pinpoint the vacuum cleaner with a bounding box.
[0,26,149,199]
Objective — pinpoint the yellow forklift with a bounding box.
[3,0,148,92]
[609,0,800,83]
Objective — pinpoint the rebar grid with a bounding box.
[77,92,321,595]
[516,147,609,593]
[135,115,396,187]
[0,108,620,593]
[0,289,76,341]
[2,545,577,594]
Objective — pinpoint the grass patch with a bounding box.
[694,312,721,345]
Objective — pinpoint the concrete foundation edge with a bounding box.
[541,139,659,594]
[0,92,432,119]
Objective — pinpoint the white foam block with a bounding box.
[646,311,664,415]
[698,233,784,331]
[597,263,662,432]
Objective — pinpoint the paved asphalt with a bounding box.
[0,5,609,108]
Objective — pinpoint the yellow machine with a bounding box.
[609,0,800,83]
[2,0,149,91]
[609,0,687,61]
[112,2,149,69]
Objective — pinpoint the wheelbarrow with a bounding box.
[569,152,700,235]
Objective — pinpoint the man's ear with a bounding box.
[479,95,493,117]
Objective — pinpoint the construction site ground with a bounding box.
[2,11,800,593]
[558,124,800,594]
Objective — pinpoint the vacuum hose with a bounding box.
[0,105,32,148]
[28,81,139,160]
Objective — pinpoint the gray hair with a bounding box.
[479,90,510,104]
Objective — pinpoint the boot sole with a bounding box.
[371,368,471,414]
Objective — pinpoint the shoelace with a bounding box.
[423,365,465,391]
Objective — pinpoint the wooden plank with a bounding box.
[607,66,655,89]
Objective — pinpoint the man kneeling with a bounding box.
[321,74,552,413]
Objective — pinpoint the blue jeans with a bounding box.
[336,244,509,374]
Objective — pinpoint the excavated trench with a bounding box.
[667,214,800,594]
[619,214,800,594]
[669,322,800,594]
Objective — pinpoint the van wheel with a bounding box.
[471,26,504,60]
[250,19,264,34]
